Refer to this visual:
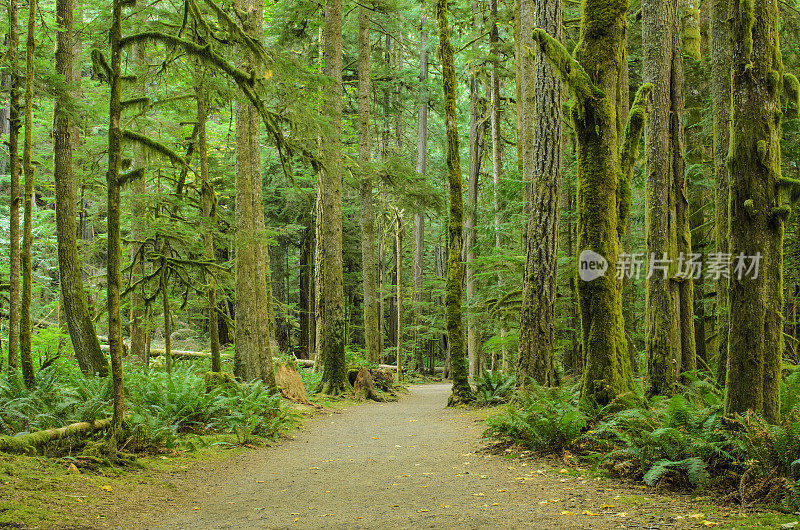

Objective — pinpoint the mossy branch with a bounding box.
[785,72,800,113]
[90,49,111,79]
[618,83,653,236]
[121,97,150,113]
[119,166,145,187]
[196,0,269,66]
[122,130,186,166]
[532,28,604,102]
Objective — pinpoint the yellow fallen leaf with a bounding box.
[601,504,615,509]
[688,514,705,519]
[559,469,568,474]
[293,517,299,522]
[100,485,112,492]
[614,512,628,518]
[496,489,507,492]
[560,511,574,516]
[583,511,598,516]
[193,506,201,510]
[417,509,430,513]
[472,493,485,497]
[75,498,83,503]
[68,464,80,474]
[491,502,500,506]
[701,521,717,527]
[538,501,548,505]
[372,436,379,439]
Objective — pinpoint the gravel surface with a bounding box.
[118,383,722,529]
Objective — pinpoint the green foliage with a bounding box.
[474,370,516,405]
[484,383,586,453]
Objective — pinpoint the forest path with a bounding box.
[124,383,717,529]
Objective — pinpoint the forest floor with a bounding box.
[2,383,796,529]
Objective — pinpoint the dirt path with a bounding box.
[118,383,727,529]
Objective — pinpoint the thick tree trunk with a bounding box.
[437,0,472,404]
[710,0,731,385]
[643,0,695,396]
[518,0,534,252]
[233,0,275,386]
[54,0,108,377]
[299,223,313,359]
[533,0,650,404]
[161,261,172,374]
[7,0,21,372]
[725,0,786,422]
[271,240,289,353]
[20,0,36,387]
[317,0,348,394]
[517,0,562,388]
[358,7,379,365]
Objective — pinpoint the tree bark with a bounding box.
[396,212,404,381]
[437,0,472,404]
[195,82,220,372]
[7,0,21,372]
[107,0,126,440]
[358,7,379,365]
[643,0,695,396]
[317,0,348,394]
[724,0,787,422]
[413,13,429,373]
[465,31,485,379]
[517,0,562,388]
[233,0,275,387]
[54,0,109,377]
[20,0,36,387]
[710,0,731,386]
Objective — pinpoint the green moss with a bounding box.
[785,73,800,111]
[757,139,768,165]
[771,205,791,221]
[744,198,755,216]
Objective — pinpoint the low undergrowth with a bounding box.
[0,359,297,457]
[484,370,800,510]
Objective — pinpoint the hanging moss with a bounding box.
[122,130,186,166]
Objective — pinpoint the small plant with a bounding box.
[474,370,515,405]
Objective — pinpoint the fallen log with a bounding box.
[0,418,113,455]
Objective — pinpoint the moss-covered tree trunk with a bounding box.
[437,0,472,405]
[517,0,562,388]
[465,33,485,379]
[161,259,172,374]
[533,0,651,404]
[358,7,379,365]
[317,0,348,395]
[724,0,789,422]
[195,82,221,372]
[7,0,21,372]
[710,0,731,385]
[489,0,509,373]
[232,0,275,387]
[396,211,404,380]
[413,13,429,373]
[107,0,126,439]
[20,0,36,388]
[643,0,695,396]
[54,0,108,378]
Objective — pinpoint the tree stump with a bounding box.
[353,367,384,402]
[275,360,311,404]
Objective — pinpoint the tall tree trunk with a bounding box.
[161,260,172,374]
[413,13,429,373]
[54,0,108,377]
[233,0,275,386]
[437,0,472,404]
[533,0,651,405]
[107,0,126,439]
[396,212,404,380]
[643,0,695,396]
[724,0,788,422]
[317,0,348,394]
[7,0,21,372]
[195,82,220,372]
[299,222,313,359]
[358,7,379,364]
[710,0,731,385]
[271,240,289,353]
[489,0,509,373]
[465,34,484,379]
[518,0,534,252]
[20,0,36,387]
[517,0,562,388]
